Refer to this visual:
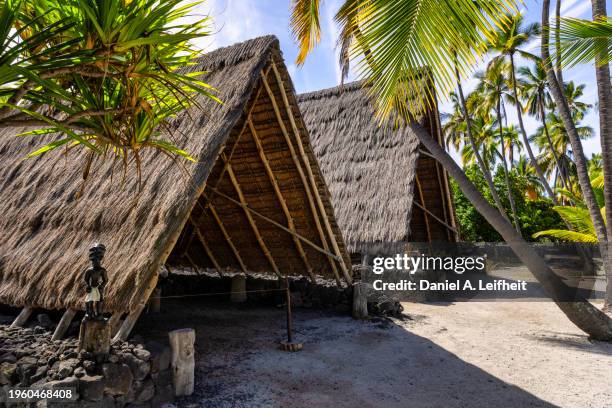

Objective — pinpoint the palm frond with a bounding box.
[532,229,598,243]
[290,0,322,66]
[558,17,612,68]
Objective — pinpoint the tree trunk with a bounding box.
[555,0,564,85]
[540,100,569,191]
[590,0,612,311]
[454,65,509,222]
[497,101,521,234]
[542,0,607,245]
[409,120,612,340]
[509,53,557,201]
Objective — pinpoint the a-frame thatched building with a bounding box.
[297,81,457,257]
[0,36,351,335]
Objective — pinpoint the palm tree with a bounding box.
[514,155,542,200]
[518,62,570,190]
[562,81,592,119]
[561,1,612,311]
[291,0,612,339]
[542,0,607,257]
[475,60,521,233]
[443,92,509,220]
[534,206,602,243]
[488,13,557,200]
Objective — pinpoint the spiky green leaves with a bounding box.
[558,17,611,68]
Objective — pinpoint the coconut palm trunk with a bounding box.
[539,100,570,191]
[541,0,607,245]
[590,0,612,310]
[496,100,521,233]
[454,65,509,222]
[509,53,557,201]
[410,119,612,340]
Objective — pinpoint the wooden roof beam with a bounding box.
[260,66,342,286]
[206,200,248,273]
[189,217,223,277]
[248,118,316,283]
[415,174,432,242]
[268,61,352,284]
[224,160,282,279]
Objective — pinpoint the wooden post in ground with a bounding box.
[10,307,33,328]
[78,318,111,358]
[169,328,196,396]
[352,282,368,319]
[52,308,77,341]
[230,274,247,303]
[149,288,161,313]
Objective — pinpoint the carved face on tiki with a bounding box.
[89,243,106,266]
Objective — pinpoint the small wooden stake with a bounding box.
[279,277,302,352]
[10,307,33,328]
[52,308,77,341]
[352,282,368,319]
[230,274,247,303]
[169,328,196,396]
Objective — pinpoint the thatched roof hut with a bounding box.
[0,36,351,316]
[297,81,457,255]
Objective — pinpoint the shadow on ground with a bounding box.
[133,298,557,408]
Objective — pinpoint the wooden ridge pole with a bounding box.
[260,70,342,286]
[268,62,352,284]
[415,175,432,242]
[248,118,316,282]
[225,160,282,278]
[189,217,223,275]
[207,202,248,272]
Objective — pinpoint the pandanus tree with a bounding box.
[291,0,612,339]
[0,0,217,179]
[487,13,557,201]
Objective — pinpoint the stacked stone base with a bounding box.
[0,325,174,407]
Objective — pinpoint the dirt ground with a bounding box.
[133,297,612,408]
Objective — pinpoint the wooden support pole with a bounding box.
[225,161,282,278]
[415,175,432,242]
[260,69,341,285]
[268,62,352,284]
[149,288,161,313]
[10,307,33,328]
[169,328,196,396]
[113,275,158,343]
[230,274,247,303]
[248,118,315,282]
[352,282,369,319]
[189,217,223,276]
[108,312,123,337]
[51,308,77,341]
[207,203,247,272]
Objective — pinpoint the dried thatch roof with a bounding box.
[297,81,457,253]
[0,36,351,313]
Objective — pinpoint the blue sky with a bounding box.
[194,0,602,161]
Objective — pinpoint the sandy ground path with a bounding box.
[134,300,612,408]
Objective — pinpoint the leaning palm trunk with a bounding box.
[497,101,521,234]
[590,0,612,310]
[454,66,509,222]
[509,54,557,202]
[410,119,612,340]
[541,0,607,245]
